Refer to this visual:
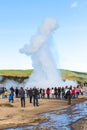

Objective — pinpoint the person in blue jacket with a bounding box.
[8,92,14,103]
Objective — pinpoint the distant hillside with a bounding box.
[60,69,87,83]
[0,69,33,77]
[0,69,87,83]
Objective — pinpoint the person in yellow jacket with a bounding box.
[4,90,8,98]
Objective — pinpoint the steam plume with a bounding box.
[20,18,77,88]
[20,18,63,88]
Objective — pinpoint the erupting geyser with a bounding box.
[20,18,71,88]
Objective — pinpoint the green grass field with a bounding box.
[0,69,87,83]
[60,69,87,83]
[0,69,33,77]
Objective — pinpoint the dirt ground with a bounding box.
[0,97,87,129]
[71,117,87,130]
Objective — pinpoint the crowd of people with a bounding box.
[0,86,39,107]
[0,85,85,107]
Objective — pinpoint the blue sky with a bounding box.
[0,0,87,72]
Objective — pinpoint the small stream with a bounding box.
[5,101,87,130]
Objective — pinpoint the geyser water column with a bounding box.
[20,18,63,88]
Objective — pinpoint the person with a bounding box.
[15,87,19,98]
[51,88,54,99]
[28,88,33,103]
[19,87,25,107]
[4,89,8,98]
[8,92,14,103]
[61,87,65,99]
[58,87,61,99]
[66,88,72,105]
[54,87,58,99]
[75,85,80,98]
[10,86,14,93]
[32,86,39,106]
[9,87,14,102]
[42,89,45,98]
[46,88,50,99]
[71,87,75,99]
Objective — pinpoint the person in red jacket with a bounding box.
[71,87,75,98]
[46,88,50,99]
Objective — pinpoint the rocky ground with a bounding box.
[0,97,87,129]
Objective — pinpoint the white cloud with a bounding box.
[71,1,78,8]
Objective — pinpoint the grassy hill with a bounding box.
[0,69,33,77]
[60,69,87,83]
[0,69,87,83]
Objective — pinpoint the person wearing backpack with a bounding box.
[32,86,39,106]
[19,87,25,107]
[66,88,71,105]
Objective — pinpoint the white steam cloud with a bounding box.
[20,18,78,88]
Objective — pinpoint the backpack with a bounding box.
[66,90,71,95]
